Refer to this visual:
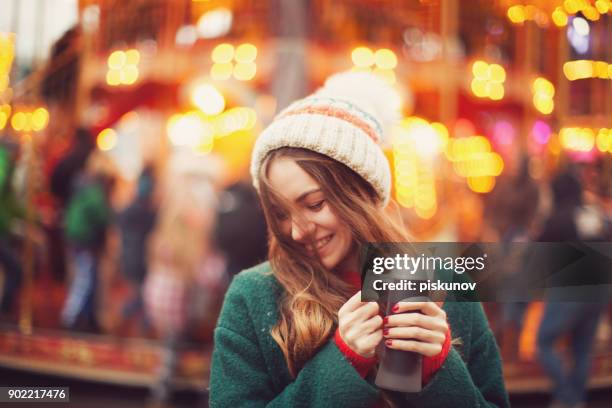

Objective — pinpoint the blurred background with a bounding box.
[0,0,610,407]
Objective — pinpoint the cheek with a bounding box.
[317,207,343,231]
[336,225,352,253]
[318,209,351,247]
[278,219,292,237]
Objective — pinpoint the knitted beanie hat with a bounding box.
[250,71,400,205]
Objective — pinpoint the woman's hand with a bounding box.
[338,291,383,358]
[383,301,448,357]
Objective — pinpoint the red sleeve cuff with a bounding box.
[334,328,378,378]
[421,325,452,385]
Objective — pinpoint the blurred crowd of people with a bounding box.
[485,155,611,408]
[0,127,610,407]
[0,126,270,404]
[0,127,269,339]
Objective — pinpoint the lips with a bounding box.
[307,235,333,253]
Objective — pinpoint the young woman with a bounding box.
[210,72,509,407]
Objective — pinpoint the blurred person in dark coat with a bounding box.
[117,165,157,334]
[214,181,268,277]
[50,127,94,207]
[536,165,608,408]
[484,156,540,357]
[485,155,540,242]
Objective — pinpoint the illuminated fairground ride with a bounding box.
[0,0,610,396]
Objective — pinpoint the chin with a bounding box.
[321,240,351,271]
[321,258,335,270]
[324,251,349,271]
[321,254,341,270]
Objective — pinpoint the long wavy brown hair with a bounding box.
[258,147,410,378]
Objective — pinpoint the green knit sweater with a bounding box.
[209,262,510,407]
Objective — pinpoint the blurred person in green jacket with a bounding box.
[0,142,24,318]
[61,151,115,332]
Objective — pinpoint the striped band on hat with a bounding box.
[251,71,400,206]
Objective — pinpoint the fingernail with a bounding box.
[383,316,389,325]
[383,328,389,335]
[392,304,399,313]
[385,339,392,346]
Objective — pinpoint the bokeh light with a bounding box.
[31,107,49,131]
[10,111,26,131]
[374,48,397,70]
[167,111,214,149]
[191,83,225,115]
[233,62,257,81]
[197,8,233,39]
[210,43,257,81]
[215,107,257,137]
[106,48,139,86]
[96,128,117,151]
[552,7,569,27]
[107,50,126,69]
[234,43,257,63]
[572,16,590,36]
[532,77,555,115]
[559,127,596,152]
[351,46,375,68]
[125,49,140,65]
[562,60,608,80]
[596,0,610,13]
[507,5,526,24]
[595,128,611,153]
[532,120,552,145]
[210,62,233,80]
[9,107,49,133]
[467,176,496,193]
[471,61,506,100]
[211,43,234,64]
[0,104,11,130]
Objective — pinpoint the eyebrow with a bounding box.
[296,188,322,203]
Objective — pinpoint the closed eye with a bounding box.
[307,200,324,211]
[271,206,289,220]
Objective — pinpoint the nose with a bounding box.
[291,217,314,242]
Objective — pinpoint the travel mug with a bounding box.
[375,281,429,393]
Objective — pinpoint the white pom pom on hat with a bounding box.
[314,71,402,144]
[250,71,402,206]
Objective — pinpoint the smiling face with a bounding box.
[266,156,355,272]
